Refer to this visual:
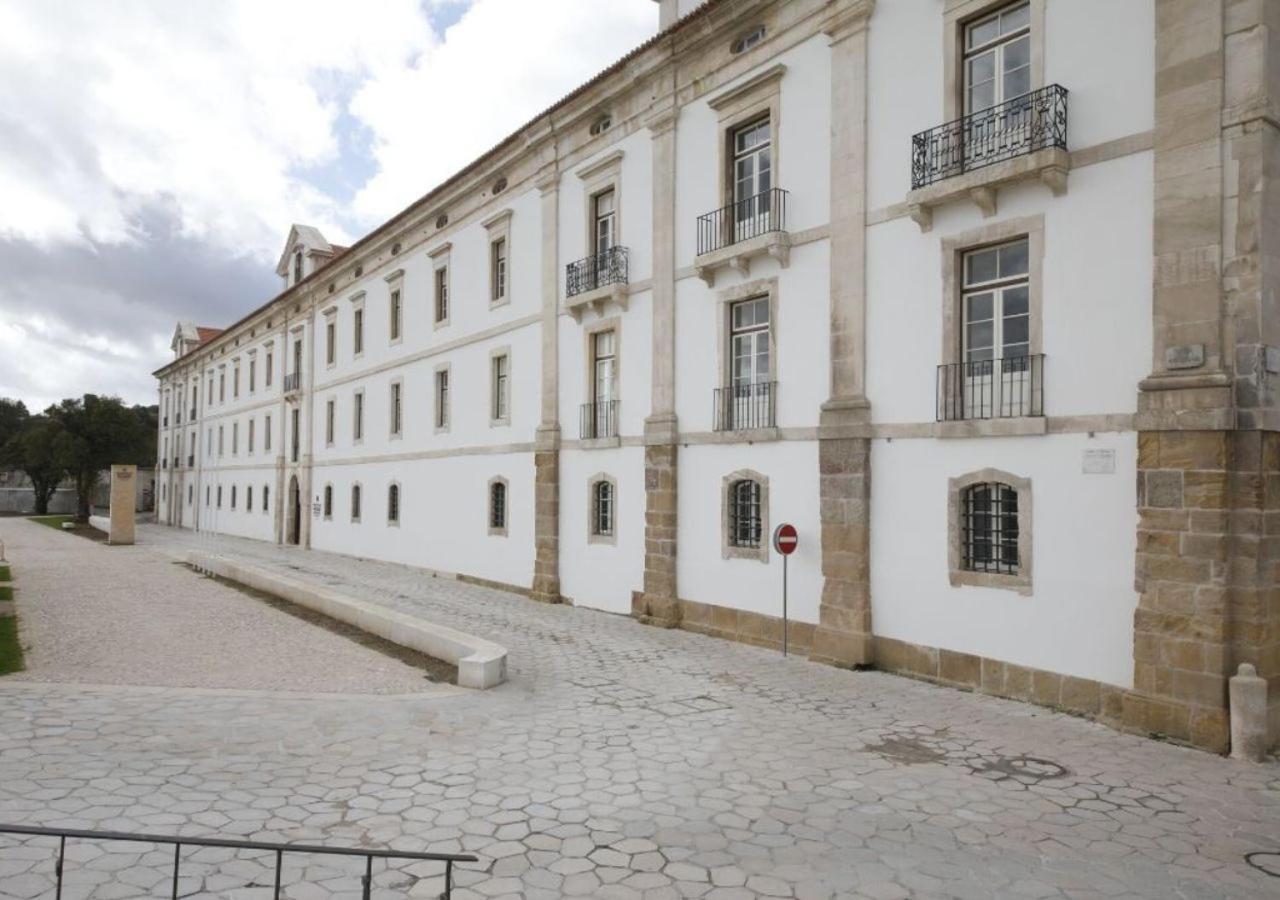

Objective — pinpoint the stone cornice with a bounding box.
[706,63,786,111]
[574,150,625,181]
[823,0,875,43]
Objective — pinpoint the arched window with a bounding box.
[729,479,762,548]
[387,482,400,524]
[488,478,507,536]
[592,479,614,538]
[351,483,362,522]
[960,482,1019,574]
[323,484,333,519]
[230,485,236,509]
[262,484,269,512]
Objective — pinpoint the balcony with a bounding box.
[283,371,301,393]
[713,381,776,433]
[580,400,618,443]
[907,85,1069,231]
[565,247,630,321]
[694,188,790,287]
[936,355,1045,434]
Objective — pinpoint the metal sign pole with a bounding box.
[782,553,788,657]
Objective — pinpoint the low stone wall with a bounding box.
[187,552,508,690]
[88,515,111,534]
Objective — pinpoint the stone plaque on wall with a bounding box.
[1082,449,1116,475]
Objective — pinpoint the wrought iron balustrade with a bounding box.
[566,246,629,298]
[911,85,1068,190]
[936,354,1045,421]
[714,381,777,432]
[0,822,477,900]
[696,188,788,257]
[580,400,618,440]
[283,372,301,393]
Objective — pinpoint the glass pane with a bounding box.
[1003,341,1030,359]
[1002,285,1029,316]
[1003,35,1030,73]
[968,50,995,84]
[999,241,1029,278]
[1001,3,1030,33]
[967,15,1000,49]
[1002,315,1029,346]
[966,321,994,350]
[1003,62,1031,102]
[965,249,999,285]
[595,190,614,215]
[965,292,994,322]
[757,149,771,194]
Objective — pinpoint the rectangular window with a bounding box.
[491,354,509,423]
[353,390,364,442]
[265,350,274,387]
[233,365,240,399]
[232,421,238,455]
[207,428,213,455]
[722,297,772,430]
[592,331,616,404]
[323,484,333,519]
[326,398,335,446]
[434,267,449,324]
[207,377,213,404]
[962,482,1020,574]
[592,480,614,537]
[353,307,364,356]
[291,408,300,463]
[249,358,256,393]
[351,484,362,522]
[218,425,224,456]
[390,381,402,437]
[217,486,222,508]
[435,369,450,430]
[593,189,616,256]
[264,414,272,452]
[490,238,507,303]
[964,1,1031,115]
[390,289,402,341]
[293,339,303,382]
[729,479,763,548]
[248,418,255,454]
[219,371,225,403]
[326,319,336,366]
[960,238,1031,418]
[388,483,400,524]
[731,117,773,237]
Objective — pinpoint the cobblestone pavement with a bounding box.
[0,522,1276,898]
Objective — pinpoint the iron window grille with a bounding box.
[911,83,1068,190]
[489,482,506,530]
[387,484,400,523]
[696,187,788,257]
[323,485,332,518]
[728,479,763,549]
[593,481,614,537]
[566,246,629,298]
[351,485,361,521]
[936,354,1044,420]
[580,400,618,440]
[961,482,1019,574]
[714,381,776,431]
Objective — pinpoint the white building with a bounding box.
[155,0,1280,754]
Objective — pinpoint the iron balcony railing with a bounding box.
[936,354,1045,421]
[714,381,776,431]
[283,371,301,393]
[580,400,618,440]
[0,822,477,900]
[696,188,788,257]
[911,84,1068,190]
[566,246,629,298]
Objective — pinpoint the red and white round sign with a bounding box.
[772,523,798,556]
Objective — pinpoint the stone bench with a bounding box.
[186,552,507,689]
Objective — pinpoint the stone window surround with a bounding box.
[246,348,257,394]
[489,346,512,428]
[487,475,509,537]
[322,482,333,520]
[350,481,362,523]
[483,209,513,309]
[587,472,618,546]
[324,396,335,448]
[715,276,780,438]
[389,377,404,440]
[721,468,770,562]
[385,269,405,346]
[434,362,452,434]
[386,480,401,527]
[947,467,1033,595]
[352,388,365,445]
[428,242,452,330]
[940,215,1044,356]
[322,305,338,369]
[942,0,1045,124]
[582,315,622,448]
[233,361,241,398]
[576,150,624,258]
[349,291,366,359]
[709,63,785,217]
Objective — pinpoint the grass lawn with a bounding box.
[0,616,23,674]
[0,564,10,581]
[29,515,74,531]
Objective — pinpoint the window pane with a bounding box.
[1001,3,1030,33]
[1002,315,1029,346]
[965,249,999,285]
[965,292,994,322]
[966,320,994,351]
[1002,284,1029,316]
[967,15,1000,49]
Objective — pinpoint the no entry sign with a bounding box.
[773,523,798,555]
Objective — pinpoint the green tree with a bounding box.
[47,395,151,520]
[1,416,65,515]
[0,398,28,449]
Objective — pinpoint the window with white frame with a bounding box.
[325,319,336,366]
[491,352,509,425]
[728,478,763,549]
[490,237,507,304]
[353,389,364,442]
[389,288,402,342]
[593,189,616,257]
[959,238,1032,417]
[964,1,1031,115]
[434,266,449,324]
[732,117,772,234]
[390,381,403,437]
[723,297,772,430]
[387,482,400,524]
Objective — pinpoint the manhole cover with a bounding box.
[1246,851,1280,877]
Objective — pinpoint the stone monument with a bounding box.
[108,465,136,545]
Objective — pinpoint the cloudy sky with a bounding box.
[0,0,659,412]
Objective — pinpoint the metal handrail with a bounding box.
[911,84,1068,190]
[696,188,788,257]
[566,246,629,298]
[0,823,478,900]
[580,400,618,439]
[283,371,301,393]
[714,381,777,431]
[936,354,1045,421]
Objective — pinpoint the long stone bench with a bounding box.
[186,552,508,689]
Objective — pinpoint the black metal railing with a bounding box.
[283,372,301,393]
[936,355,1045,421]
[911,85,1068,190]
[0,823,477,900]
[714,381,776,431]
[190,407,197,420]
[696,188,788,257]
[566,246,629,298]
[580,400,618,440]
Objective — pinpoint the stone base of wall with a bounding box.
[678,597,815,655]
[635,442,680,626]
[530,449,561,604]
[811,435,873,667]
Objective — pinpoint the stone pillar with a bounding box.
[1129,0,1280,752]
[810,1,875,667]
[531,167,562,604]
[635,97,682,627]
[108,465,136,546]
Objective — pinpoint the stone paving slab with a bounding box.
[0,522,1275,898]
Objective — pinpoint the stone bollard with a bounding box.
[1229,663,1268,762]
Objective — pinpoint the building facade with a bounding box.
[154,0,1280,753]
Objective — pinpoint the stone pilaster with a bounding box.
[635,94,681,627]
[530,167,562,604]
[810,1,875,667]
[530,444,561,604]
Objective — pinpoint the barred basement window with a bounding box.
[592,479,614,538]
[323,484,333,519]
[263,484,269,512]
[729,479,762,549]
[388,482,400,525]
[961,482,1019,574]
[488,478,507,536]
